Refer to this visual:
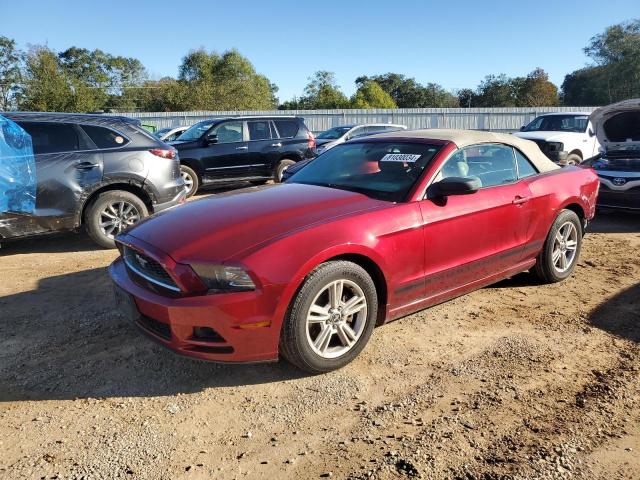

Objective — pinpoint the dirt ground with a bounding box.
[0,199,639,480]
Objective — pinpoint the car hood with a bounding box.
[513,131,581,143]
[589,98,640,150]
[126,183,389,263]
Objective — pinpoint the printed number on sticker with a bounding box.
[380,153,422,163]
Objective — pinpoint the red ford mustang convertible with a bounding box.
[109,130,599,373]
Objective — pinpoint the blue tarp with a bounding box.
[0,114,36,214]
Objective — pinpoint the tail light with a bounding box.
[149,148,176,159]
[307,131,316,149]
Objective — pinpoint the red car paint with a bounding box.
[109,137,599,363]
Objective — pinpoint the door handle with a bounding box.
[236,146,248,150]
[512,195,530,205]
[270,142,282,147]
[75,162,99,170]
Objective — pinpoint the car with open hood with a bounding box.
[109,129,599,373]
[583,99,640,212]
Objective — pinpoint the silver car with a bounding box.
[314,123,407,155]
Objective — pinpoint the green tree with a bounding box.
[173,48,277,110]
[350,80,396,108]
[355,73,457,107]
[0,36,22,111]
[562,19,640,105]
[513,68,558,106]
[472,74,516,107]
[561,66,611,106]
[297,71,349,109]
[19,46,74,111]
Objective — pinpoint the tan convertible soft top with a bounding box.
[369,128,560,173]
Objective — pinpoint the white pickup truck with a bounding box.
[513,112,600,165]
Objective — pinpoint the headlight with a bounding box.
[190,264,256,292]
[547,142,564,152]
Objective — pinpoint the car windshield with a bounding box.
[287,141,441,202]
[522,115,588,133]
[316,126,352,140]
[176,120,217,141]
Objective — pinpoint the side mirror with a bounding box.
[205,133,218,144]
[431,176,481,197]
[588,128,595,137]
[519,125,526,131]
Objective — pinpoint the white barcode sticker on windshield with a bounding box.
[380,153,421,163]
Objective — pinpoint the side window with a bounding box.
[514,149,538,178]
[438,144,518,188]
[212,121,243,143]
[247,121,272,141]
[82,125,129,149]
[348,127,365,139]
[17,122,80,155]
[273,120,298,138]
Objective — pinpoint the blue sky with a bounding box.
[1,0,637,101]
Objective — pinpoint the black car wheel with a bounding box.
[533,209,582,283]
[274,159,296,183]
[280,261,378,373]
[85,190,149,249]
[180,165,200,197]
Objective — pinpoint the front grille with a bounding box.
[138,315,171,340]
[123,246,180,292]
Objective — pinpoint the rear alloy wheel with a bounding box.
[180,165,199,197]
[565,153,582,166]
[274,159,296,182]
[533,209,582,283]
[85,190,148,249]
[280,261,378,373]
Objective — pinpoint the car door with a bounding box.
[247,120,279,177]
[200,120,250,180]
[419,143,533,300]
[17,121,103,223]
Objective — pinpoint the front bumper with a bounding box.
[109,257,281,363]
[597,186,640,211]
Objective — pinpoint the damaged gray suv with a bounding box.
[0,113,186,248]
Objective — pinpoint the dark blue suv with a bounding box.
[170,116,316,196]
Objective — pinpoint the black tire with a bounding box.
[565,154,581,166]
[533,209,583,283]
[274,159,296,183]
[180,165,200,197]
[85,190,149,249]
[280,261,378,373]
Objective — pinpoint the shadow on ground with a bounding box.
[0,266,304,402]
[0,231,102,256]
[588,282,640,344]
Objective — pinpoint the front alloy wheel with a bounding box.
[280,260,378,373]
[306,279,368,358]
